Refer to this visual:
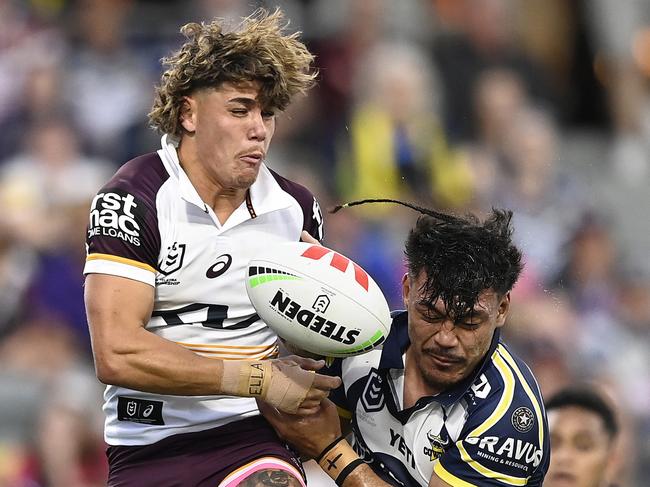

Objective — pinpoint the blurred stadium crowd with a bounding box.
[0,0,649,485]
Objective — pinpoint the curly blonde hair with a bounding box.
[148,8,317,136]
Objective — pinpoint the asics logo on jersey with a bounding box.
[301,245,369,291]
[206,254,232,278]
[88,191,141,246]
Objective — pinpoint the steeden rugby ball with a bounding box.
[246,242,391,357]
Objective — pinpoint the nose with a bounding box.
[433,320,459,348]
[248,111,267,141]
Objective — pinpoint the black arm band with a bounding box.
[316,435,346,463]
[335,458,364,486]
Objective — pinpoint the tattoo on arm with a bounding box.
[239,469,303,487]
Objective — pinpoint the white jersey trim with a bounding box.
[84,257,155,286]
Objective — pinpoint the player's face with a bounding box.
[403,272,509,394]
[546,406,612,487]
[180,80,276,191]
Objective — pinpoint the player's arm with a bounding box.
[85,273,339,414]
[259,400,387,486]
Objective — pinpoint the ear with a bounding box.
[495,292,511,328]
[179,95,198,133]
[401,273,410,308]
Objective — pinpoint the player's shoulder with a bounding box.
[434,342,549,486]
[266,167,316,204]
[469,342,546,427]
[100,152,169,201]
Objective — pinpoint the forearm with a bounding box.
[93,326,225,395]
[340,464,392,487]
[317,438,391,487]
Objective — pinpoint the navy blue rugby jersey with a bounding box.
[325,311,550,487]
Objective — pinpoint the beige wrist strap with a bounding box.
[220,360,272,398]
[220,360,315,413]
[317,438,362,485]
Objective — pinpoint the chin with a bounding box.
[235,173,259,189]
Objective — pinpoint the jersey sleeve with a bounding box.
[323,357,351,419]
[84,156,165,286]
[434,350,550,486]
[304,196,324,241]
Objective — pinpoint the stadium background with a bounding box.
[0,0,648,485]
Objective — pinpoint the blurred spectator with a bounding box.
[431,0,554,140]
[0,116,113,349]
[545,386,622,487]
[0,318,105,487]
[0,0,65,125]
[335,41,473,209]
[65,0,153,162]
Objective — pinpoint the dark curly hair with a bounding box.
[332,199,523,320]
[545,386,618,439]
[149,8,316,136]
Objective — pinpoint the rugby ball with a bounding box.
[246,242,391,357]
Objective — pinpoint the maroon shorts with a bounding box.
[106,416,305,487]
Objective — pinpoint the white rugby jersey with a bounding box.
[325,312,550,486]
[84,135,324,446]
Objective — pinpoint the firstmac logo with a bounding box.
[301,246,369,291]
[88,190,142,246]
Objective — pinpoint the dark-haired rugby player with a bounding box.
[261,201,550,486]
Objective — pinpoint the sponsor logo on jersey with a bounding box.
[88,190,143,246]
[465,435,543,471]
[424,429,450,461]
[270,289,361,345]
[312,198,324,241]
[206,253,232,278]
[471,373,491,399]
[301,245,369,291]
[389,428,416,469]
[159,242,186,276]
[511,406,535,433]
[361,369,384,412]
[117,396,164,425]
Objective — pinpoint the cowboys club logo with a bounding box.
[361,369,384,412]
[424,429,451,461]
[511,406,535,433]
[159,242,186,276]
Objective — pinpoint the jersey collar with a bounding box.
[157,135,296,216]
[378,310,501,408]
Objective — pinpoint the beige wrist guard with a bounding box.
[317,437,363,485]
[220,360,315,413]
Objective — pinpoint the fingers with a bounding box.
[300,230,321,245]
[287,355,325,371]
[312,372,342,391]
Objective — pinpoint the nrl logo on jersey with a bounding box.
[361,369,384,412]
[159,242,186,276]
